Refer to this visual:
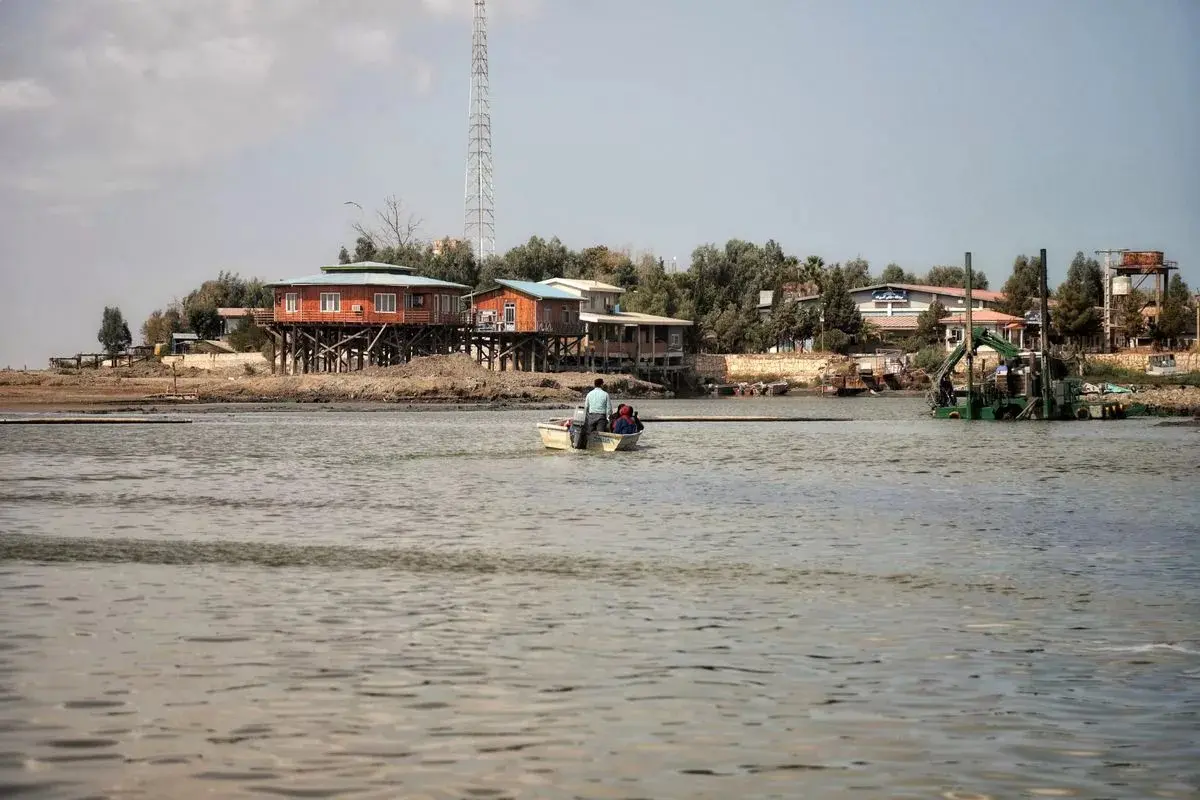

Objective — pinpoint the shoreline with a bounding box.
[0,391,926,415]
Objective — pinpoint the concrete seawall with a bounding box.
[161,353,272,374]
[690,349,1200,382]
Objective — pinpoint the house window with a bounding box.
[543,306,551,326]
[670,333,681,349]
[441,294,452,315]
[406,294,426,309]
[504,302,516,326]
[285,293,298,313]
[562,307,570,324]
[320,292,340,313]
[375,293,397,313]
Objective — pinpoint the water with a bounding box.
[1,397,1197,799]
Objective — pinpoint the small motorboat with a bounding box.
[538,406,643,452]
[537,421,641,452]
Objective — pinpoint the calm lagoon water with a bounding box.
[1,397,1197,798]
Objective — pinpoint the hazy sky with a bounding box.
[0,0,1196,367]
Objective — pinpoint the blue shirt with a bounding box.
[584,386,611,416]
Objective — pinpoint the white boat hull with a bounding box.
[537,422,641,452]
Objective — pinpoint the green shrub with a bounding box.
[912,346,945,373]
[814,329,851,354]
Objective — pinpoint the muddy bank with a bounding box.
[0,355,668,412]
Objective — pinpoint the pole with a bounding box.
[1039,247,1052,420]
[964,251,974,420]
[1102,252,1111,352]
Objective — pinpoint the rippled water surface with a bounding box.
[1,397,1198,799]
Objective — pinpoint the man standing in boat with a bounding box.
[584,377,612,432]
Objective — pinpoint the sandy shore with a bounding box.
[0,355,669,413]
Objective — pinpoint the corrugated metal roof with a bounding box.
[266,273,469,289]
[784,283,1008,304]
[580,310,694,326]
[320,261,416,273]
[488,279,582,300]
[943,310,1024,324]
[540,277,626,294]
[863,315,920,330]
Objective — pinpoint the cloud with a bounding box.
[0,78,55,110]
[0,0,538,204]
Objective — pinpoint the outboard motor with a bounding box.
[569,406,588,449]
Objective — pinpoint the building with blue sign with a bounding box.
[757,282,1027,350]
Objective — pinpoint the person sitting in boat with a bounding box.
[611,404,639,435]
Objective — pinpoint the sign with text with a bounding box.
[871,288,909,302]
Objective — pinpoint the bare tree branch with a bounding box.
[351,195,424,251]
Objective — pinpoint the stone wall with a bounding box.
[688,347,1200,383]
[1085,351,1200,373]
[947,350,1200,376]
[689,353,831,382]
[161,352,272,374]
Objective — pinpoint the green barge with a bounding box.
[928,328,1131,420]
[930,249,1135,421]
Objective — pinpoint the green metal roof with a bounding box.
[487,279,582,301]
[266,273,469,290]
[319,261,416,274]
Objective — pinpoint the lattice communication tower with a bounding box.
[464,0,496,260]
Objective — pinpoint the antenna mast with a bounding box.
[464,0,496,260]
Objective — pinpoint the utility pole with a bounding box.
[1039,248,1052,420]
[464,0,496,261]
[1095,249,1128,353]
[964,251,975,420]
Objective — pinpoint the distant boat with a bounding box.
[758,381,789,396]
[820,374,868,397]
[821,385,868,397]
[537,421,642,452]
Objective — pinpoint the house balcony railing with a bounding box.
[582,342,685,358]
[468,317,586,336]
[266,310,467,325]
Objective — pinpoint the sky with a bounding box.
[0,0,1196,368]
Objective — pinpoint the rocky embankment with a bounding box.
[0,355,668,410]
[1090,384,1200,417]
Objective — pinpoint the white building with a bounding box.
[538,278,693,370]
[759,282,1026,350]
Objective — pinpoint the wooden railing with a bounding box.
[468,318,586,335]
[583,343,685,358]
[265,310,467,325]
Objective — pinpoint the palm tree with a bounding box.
[800,255,826,295]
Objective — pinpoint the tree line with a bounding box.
[105,195,1194,357]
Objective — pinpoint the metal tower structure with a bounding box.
[464,0,495,260]
[1095,248,1128,352]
